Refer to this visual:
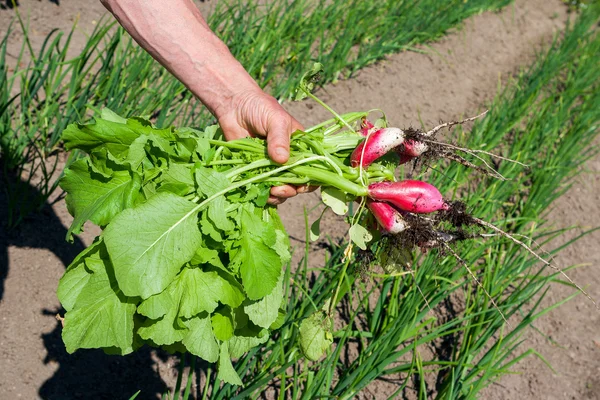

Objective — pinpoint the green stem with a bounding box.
[298,136,349,173]
[306,91,355,132]
[182,355,196,400]
[207,139,264,153]
[212,145,224,160]
[173,352,186,400]
[201,367,211,400]
[305,111,367,134]
[225,158,274,179]
[328,256,352,316]
[271,177,311,184]
[193,156,353,217]
[207,159,247,166]
[291,165,368,196]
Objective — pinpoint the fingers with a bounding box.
[270,184,298,199]
[266,115,293,164]
[267,195,286,205]
[267,184,319,206]
[268,185,298,206]
[218,114,251,141]
[296,185,318,194]
[266,106,304,164]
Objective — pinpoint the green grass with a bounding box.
[1,0,511,227]
[184,6,600,399]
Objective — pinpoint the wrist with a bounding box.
[186,35,261,118]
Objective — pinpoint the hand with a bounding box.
[215,89,316,204]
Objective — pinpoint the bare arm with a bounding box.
[101,0,305,201]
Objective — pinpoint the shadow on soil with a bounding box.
[40,317,171,400]
[0,170,170,400]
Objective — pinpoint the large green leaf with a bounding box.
[137,267,244,345]
[61,242,137,355]
[103,192,202,298]
[217,342,243,386]
[182,315,220,362]
[62,118,141,157]
[231,206,282,300]
[244,274,284,329]
[57,239,103,311]
[61,158,141,241]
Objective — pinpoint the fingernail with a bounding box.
[275,147,288,161]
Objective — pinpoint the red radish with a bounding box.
[351,127,405,168]
[358,118,378,137]
[367,200,409,234]
[397,139,429,164]
[368,180,448,214]
[401,139,428,157]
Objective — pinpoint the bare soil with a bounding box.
[1,0,598,399]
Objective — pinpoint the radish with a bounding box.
[367,200,409,234]
[358,118,378,137]
[368,180,448,214]
[351,127,405,168]
[397,139,429,165]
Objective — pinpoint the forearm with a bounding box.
[100,0,260,118]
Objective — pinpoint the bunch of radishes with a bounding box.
[348,118,452,239]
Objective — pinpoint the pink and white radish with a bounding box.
[367,200,409,234]
[397,139,429,165]
[368,180,448,214]
[358,118,378,137]
[351,127,405,168]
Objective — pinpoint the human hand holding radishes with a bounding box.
[101,0,315,205]
[214,89,317,204]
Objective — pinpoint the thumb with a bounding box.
[266,115,293,164]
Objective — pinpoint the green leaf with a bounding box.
[138,304,187,346]
[273,230,292,266]
[57,239,103,311]
[270,309,287,330]
[182,315,219,363]
[61,158,141,241]
[231,206,282,300]
[62,118,141,157]
[299,311,334,361]
[190,244,225,269]
[349,224,373,251]
[228,326,270,359]
[212,309,234,341]
[244,275,284,329]
[136,266,243,349]
[179,269,244,317]
[125,134,173,170]
[61,242,137,355]
[100,108,128,124]
[157,163,195,197]
[217,342,243,386]
[321,187,348,215]
[294,62,324,101]
[310,211,324,242]
[136,268,231,346]
[138,267,243,321]
[200,212,223,243]
[195,167,234,232]
[104,192,202,299]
